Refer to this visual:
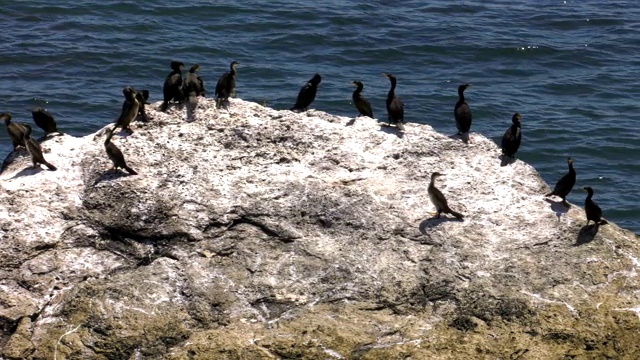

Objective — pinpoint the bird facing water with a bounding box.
[454,83,472,143]
[583,186,607,226]
[291,73,321,112]
[545,157,576,207]
[215,61,239,109]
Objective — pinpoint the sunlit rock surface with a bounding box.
[1,98,639,359]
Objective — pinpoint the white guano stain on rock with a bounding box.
[0,97,639,358]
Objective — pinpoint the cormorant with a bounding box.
[160,61,184,112]
[113,86,140,134]
[291,73,321,112]
[501,112,522,158]
[215,61,239,108]
[583,186,608,226]
[428,172,464,219]
[183,64,206,114]
[545,157,576,206]
[351,81,373,118]
[104,128,137,175]
[3,112,32,150]
[135,89,150,123]
[454,83,472,142]
[31,107,61,136]
[383,73,405,131]
[23,133,56,170]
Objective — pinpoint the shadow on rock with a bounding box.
[346,118,356,126]
[544,198,570,217]
[575,224,599,246]
[419,216,463,234]
[378,124,405,138]
[8,166,45,179]
[93,170,135,184]
[500,155,516,167]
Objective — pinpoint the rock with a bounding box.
[1,98,639,359]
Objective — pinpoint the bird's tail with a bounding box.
[124,165,138,175]
[447,208,464,220]
[396,122,405,131]
[43,161,57,171]
[187,94,198,115]
[599,219,608,225]
[216,98,222,109]
[544,191,554,197]
[159,101,169,112]
[462,132,470,144]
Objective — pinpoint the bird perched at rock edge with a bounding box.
[291,73,321,112]
[3,112,32,150]
[351,81,373,118]
[104,128,137,175]
[135,89,150,122]
[454,83,472,143]
[501,112,522,158]
[160,61,185,112]
[23,133,56,170]
[383,73,405,131]
[215,61,239,109]
[184,64,206,115]
[428,172,464,219]
[545,157,576,207]
[113,86,140,134]
[583,186,608,226]
[31,107,62,136]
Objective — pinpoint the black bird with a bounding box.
[113,86,140,134]
[290,73,321,112]
[160,61,184,112]
[383,73,405,131]
[215,61,239,109]
[183,64,206,114]
[351,81,373,118]
[23,133,56,171]
[583,186,608,226]
[454,83,472,143]
[104,128,137,175]
[3,112,32,150]
[31,107,61,136]
[545,157,576,207]
[135,89,150,122]
[501,112,522,158]
[428,172,464,219]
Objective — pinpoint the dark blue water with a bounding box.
[1,1,639,233]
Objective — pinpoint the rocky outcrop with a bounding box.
[1,98,639,359]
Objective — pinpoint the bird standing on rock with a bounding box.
[216,61,239,109]
[427,172,464,219]
[291,73,321,112]
[184,64,206,114]
[160,61,184,112]
[104,128,137,175]
[23,133,56,170]
[545,157,576,207]
[583,186,607,226]
[113,86,140,134]
[454,83,472,143]
[351,81,373,118]
[383,73,405,131]
[3,112,32,150]
[501,112,522,158]
[31,107,61,136]
[135,89,151,123]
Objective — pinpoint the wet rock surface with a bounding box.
[1,98,639,359]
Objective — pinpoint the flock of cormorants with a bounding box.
[1,60,607,228]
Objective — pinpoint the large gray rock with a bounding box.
[1,98,639,359]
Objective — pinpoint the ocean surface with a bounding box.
[1,1,639,234]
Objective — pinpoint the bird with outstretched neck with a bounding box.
[545,157,576,207]
[383,73,405,131]
[428,172,464,219]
